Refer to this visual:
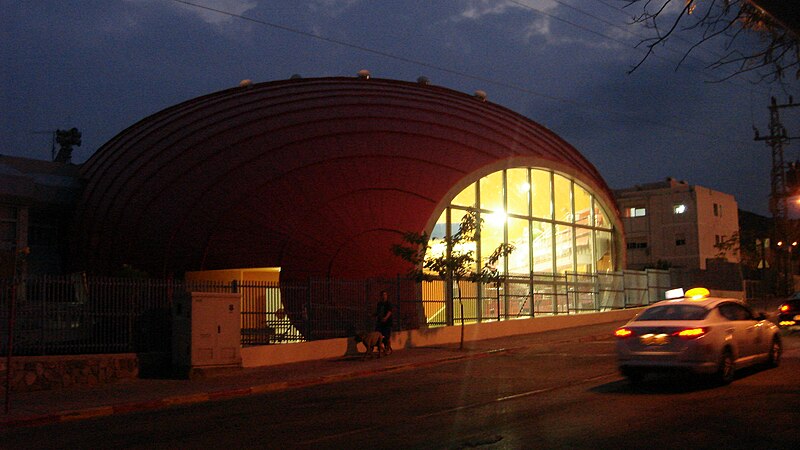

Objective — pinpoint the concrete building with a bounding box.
[615,178,740,271]
[0,155,81,277]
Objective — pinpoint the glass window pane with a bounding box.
[431,209,447,239]
[531,220,553,273]
[507,217,530,275]
[531,169,551,219]
[452,183,476,208]
[554,174,572,223]
[574,183,591,226]
[575,227,594,273]
[451,208,477,273]
[594,201,611,230]
[480,171,504,213]
[595,230,614,272]
[480,212,505,274]
[507,168,529,216]
[424,210,449,270]
[555,224,574,274]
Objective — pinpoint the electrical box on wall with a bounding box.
[172,291,242,377]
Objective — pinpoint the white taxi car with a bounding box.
[614,288,782,384]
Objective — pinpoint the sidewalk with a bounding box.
[0,321,622,429]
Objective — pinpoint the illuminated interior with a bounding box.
[432,168,614,275]
[423,167,618,324]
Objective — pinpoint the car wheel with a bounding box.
[621,367,645,384]
[767,337,782,368]
[715,349,735,385]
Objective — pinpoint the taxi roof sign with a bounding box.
[665,288,685,300]
[685,287,710,300]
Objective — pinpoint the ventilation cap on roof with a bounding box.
[357,69,371,79]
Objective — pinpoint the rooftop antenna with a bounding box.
[32,130,57,161]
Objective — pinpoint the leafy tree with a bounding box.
[625,0,799,82]
[713,231,741,259]
[55,127,81,163]
[392,210,514,349]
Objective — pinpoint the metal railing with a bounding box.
[2,270,673,356]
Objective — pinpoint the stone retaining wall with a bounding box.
[0,354,139,394]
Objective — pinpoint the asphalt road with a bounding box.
[3,329,799,450]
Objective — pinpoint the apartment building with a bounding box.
[615,178,740,271]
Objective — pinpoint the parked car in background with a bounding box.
[615,288,782,384]
[777,295,800,332]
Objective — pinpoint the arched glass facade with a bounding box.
[430,168,615,275]
[422,167,619,324]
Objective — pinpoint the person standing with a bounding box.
[375,290,393,354]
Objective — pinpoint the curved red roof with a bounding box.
[72,77,619,279]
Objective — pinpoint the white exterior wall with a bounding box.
[694,186,740,269]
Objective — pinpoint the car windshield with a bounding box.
[635,304,709,321]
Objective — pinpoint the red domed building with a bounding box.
[71,75,624,286]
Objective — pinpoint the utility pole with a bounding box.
[754,96,800,294]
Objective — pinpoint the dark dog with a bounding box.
[354,331,385,360]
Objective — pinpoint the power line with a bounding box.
[169,0,761,145]
[517,0,772,95]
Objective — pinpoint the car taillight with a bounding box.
[673,327,708,339]
[780,304,789,313]
[614,328,634,338]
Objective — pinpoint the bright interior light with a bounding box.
[486,210,507,226]
[428,240,447,259]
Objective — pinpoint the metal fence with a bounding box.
[1,270,673,357]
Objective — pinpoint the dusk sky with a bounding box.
[3,0,799,216]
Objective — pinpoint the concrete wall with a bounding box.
[241,308,641,368]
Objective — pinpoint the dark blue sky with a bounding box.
[2,0,798,216]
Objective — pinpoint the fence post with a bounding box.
[593,273,600,311]
[4,279,17,414]
[305,279,312,340]
[622,271,628,308]
[496,284,501,321]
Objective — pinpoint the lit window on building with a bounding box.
[673,204,687,214]
[627,207,646,218]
